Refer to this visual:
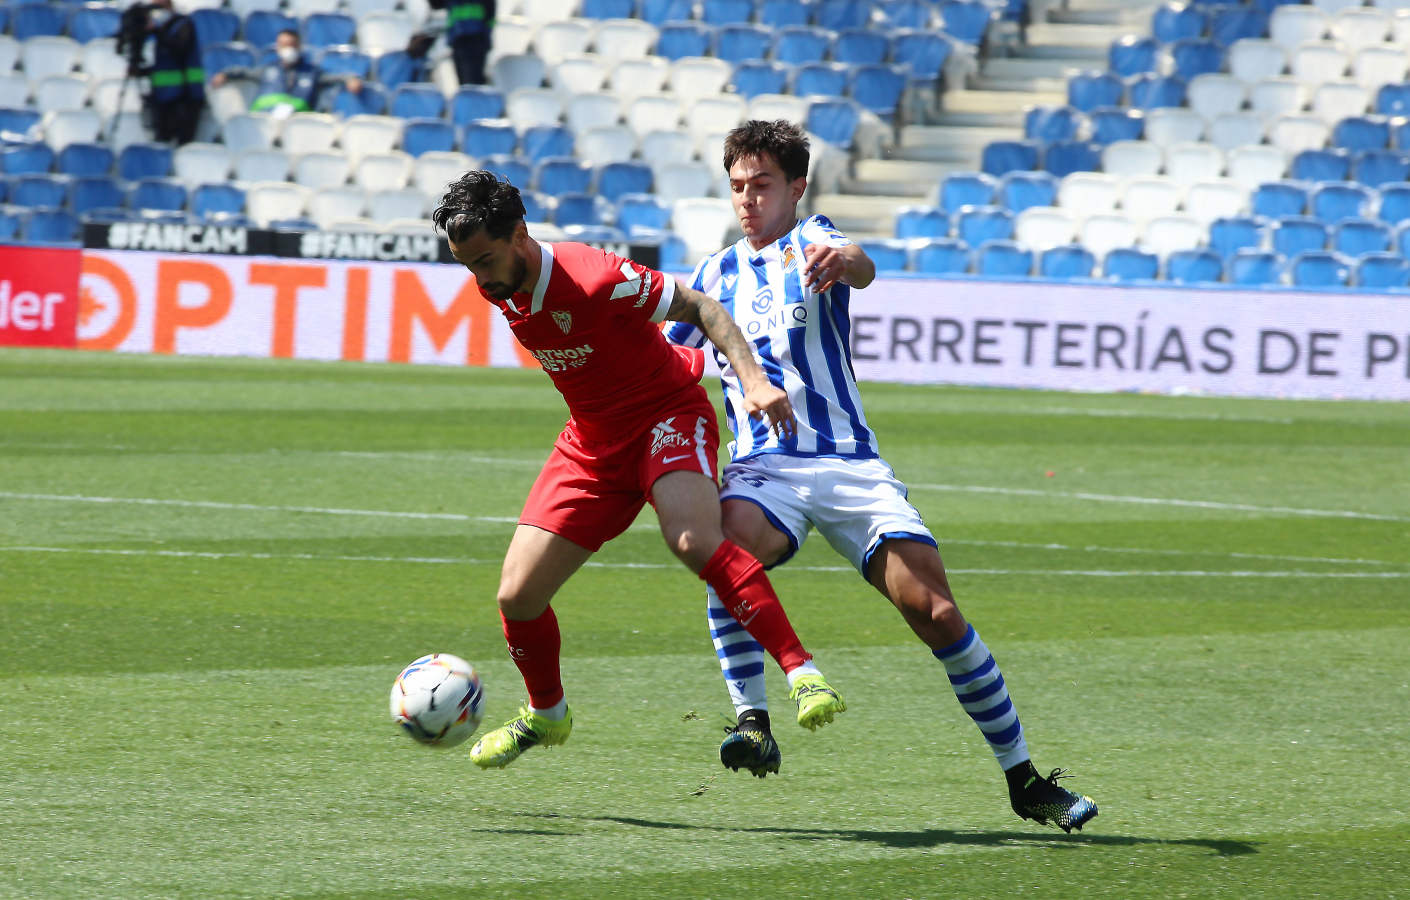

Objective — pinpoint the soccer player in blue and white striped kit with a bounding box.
[665,120,1098,832]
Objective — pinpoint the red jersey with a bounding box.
[481,241,705,442]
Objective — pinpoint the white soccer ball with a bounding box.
[389,653,485,747]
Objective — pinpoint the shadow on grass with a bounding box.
[521,813,1256,857]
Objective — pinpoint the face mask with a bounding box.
[277,46,300,66]
[149,9,171,26]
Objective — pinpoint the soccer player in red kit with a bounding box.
[431,171,846,768]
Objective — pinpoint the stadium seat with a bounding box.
[130,178,188,212]
[1102,140,1163,178]
[805,99,862,149]
[24,208,79,242]
[402,119,456,158]
[68,5,121,43]
[245,10,298,48]
[1380,184,1410,225]
[451,86,505,126]
[597,161,653,203]
[1103,246,1159,281]
[1039,244,1096,279]
[338,115,403,166]
[1165,248,1223,283]
[1312,82,1370,126]
[357,11,414,56]
[521,124,575,163]
[1273,216,1329,256]
[640,0,695,26]
[816,0,874,31]
[1291,148,1352,182]
[698,0,752,25]
[580,0,635,18]
[1170,40,1224,81]
[56,142,113,177]
[939,172,997,215]
[1024,106,1080,144]
[834,28,890,66]
[0,142,54,176]
[1229,40,1287,84]
[1152,2,1207,43]
[1016,206,1078,251]
[1310,182,1374,221]
[391,84,446,120]
[292,152,349,189]
[1058,172,1122,216]
[1088,107,1144,145]
[1352,149,1409,187]
[668,56,733,106]
[306,186,365,228]
[171,143,231,188]
[890,30,952,82]
[563,92,619,137]
[715,25,771,64]
[1226,146,1288,191]
[652,161,712,203]
[911,238,970,274]
[655,22,712,61]
[1331,116,1389,153]
[860,239,911,273]
[759,0,812,27]
[1081,213,1140,257]
[518,189,552,224]
[1374,81,1410,116]
[1209,216,1267,259]
[733,61,791,100]
[1144,214,1205,255]
[302,12,356,49]
[13,3,66,40]
[1043,141,1102,177]
[850,64,908,119]
[998,171,1058,214]
[1185,180,1248,225]
[1165,143,1223,184]
[191,183,247,219]
[328,83,387,117]
[489,53,546,95]
[367,188,426,222]
[795,62,850,99]
[1289,250,1351,287]
[895,205,950,240]
[461,120,518,158]
[980,140,1039,176]
[1228,248,1282,285]
[1109,36,1158,78]
[117,143,173,181]
[972,239,1030,276]
[1332,217,1391,255]
[577,125,637,166]
[234,148,290,183]
[955,205,1014,246]
[1188,74,1247,121]
[1252,181,1309,218]
[319,46,372,79]
[8,174,65,210]
[1355,252,1410,288]
[1129,73,1187,110]
[773,26,831,65]
[353,151,414,191]
[533,21,593,67]
[1207,113,1265,152]
[536,157,594,195]
[1067,71,1124,112]
[616,193,672,236]
[1211,6,1269,47]
[373,51,428,92]
[1143,108,1204,148]
[939,0,993,45]
[412,151,470,199]
[1354,46,1405,93]
[281,113,339,156]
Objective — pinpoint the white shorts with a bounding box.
[719,453,936,580]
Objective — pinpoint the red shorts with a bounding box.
[519,384,721,552]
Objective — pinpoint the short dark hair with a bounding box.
[722,119,810,182]
[432,170,527,242]
[276,28,300,43]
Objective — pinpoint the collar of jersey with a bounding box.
[504,241,555,317]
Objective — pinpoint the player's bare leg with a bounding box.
[867,538,1098,831]
[470,525,590,769]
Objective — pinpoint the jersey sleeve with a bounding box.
[799,214,853,250]
[664,255,710,348]
[596,248,676,324]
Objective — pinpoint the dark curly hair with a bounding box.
[722,119,810,182]
[431,170,526,243]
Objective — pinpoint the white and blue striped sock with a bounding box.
[934,624,1030,770]
[706,585,769,717]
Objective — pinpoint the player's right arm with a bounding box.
[664,282,797,440]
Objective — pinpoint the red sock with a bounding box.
[501,606,564,709]
[701,540,811,673]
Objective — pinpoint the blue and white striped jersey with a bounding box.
[665,214,878,461]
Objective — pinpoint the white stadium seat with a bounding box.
[1164,142,1224,185]
[577,125,637,166]
[606,57,671,107]
[491,54,547,93]
[0,35,20,74]
[337,114,402,165]
[1122,177,1184,222]
[1228,39,1287,83]
[1187,74,1246,120]
[1142,215,1206,257]
[413,151,473,200]
[1143,108,1205,148]
[489,17,536,61]
[685,95,747,144]
[532,19,593,67]
[591,18,658,59]
[223,112,281,154]
[357,12,415,56]
[308,187,367,229]
[522,0,578,19]
[551,54,611,95]
[234,148,291,184]
[292,151,351,190]
[668,57,734,105]
[1311,81,1370,124]
[1014,206,1077,251]
[1269,5,1328,50]
[1330,8,1391,51]
[654,161,714,203]
[1102,140,1164,177]
[626,92,684,136]
[20,36,80,81]
[41,108,100,149]
[1080,213,1139,257]
[354,151,414,190]
[281,113,339,155]
[247,182,311,227]
[79,39,127,81]
[1207,113,1266,152]
[1225,145,1287,189]
[1058,172,1122,215]
[638,129,695,169]
[1249,77,1308,121]
[672,196,736,264]
[367,188,428,222]
[749,93,810,125]
[1183,180,1248,224]
[565,91,621,135]
[91,78,143,120]
[1291,40,1350,85]
[1353,46,1408,90]
[505,88,565,128]
[1268,115,1331,155]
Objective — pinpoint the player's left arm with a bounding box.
[664,283,797,439]
[803,241,875,294]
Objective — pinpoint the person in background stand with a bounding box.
[209,29,364,115]
[430,0,495,86]
[139,0,205,145]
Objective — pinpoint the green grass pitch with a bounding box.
[2,347,1407,899]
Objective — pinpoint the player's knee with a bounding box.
[927,593,967,643]
[662,525,716,572]
[495,579,542,620]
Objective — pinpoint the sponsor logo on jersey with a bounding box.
[751,285,773,315]
[649,417,694,456]
[722,273,737,291]
[609,260,653,308]
[530,343,594,372]
[552,310,572,333]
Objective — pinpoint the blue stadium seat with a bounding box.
[1393,119,1410,152]
[554,192,607,228]
[1332,116,1391,151]
[68,4,121,43]
[976,239,1032,276]
[1152,2,1207,43]
[329,83,386,116]
[1310,182,1374,223]
[1374,83,1410,117]
[481,154,532,188]
[815,0,873,31]
[244,10,298,48]
[1331,218,1390,256]
[597,161,653,202]
[1378,184,1410,225]
[1103,247,1159,281]
[881,0,934,30]
[13,3,66,40]
[461,121,518,157]
[890,30,952,82]
[1128,73,1187,109]
[1208,6,1267,47]
[0,208,24,241]
[302,12,356,49]
[701,0,753,25]
[402,119,456,158]
[24,209,79,243]
[774,26,831,65]
[806,99,861,148]
[1165,248,1223,283]
[999,171,1058,213]
[203,42,258,78]
[451,86,505,125]
[939,172,997,214]
[374,51,428,91]
[834,29,890,65]
[1288,250,1351,288]
[860,239,911,273]
[1024,105,1081,143]
[1040,244,1096,279]
[761,0,813,27]
[131,178,188,212]
[980,140,1039,176]
[1251,181,1308,218]
[191,8,240,49]
[732,61,790,100]
[1,142,55,175]
[1109,36,1158,77]
[1353,150,1410,188]
[1272,216,1328,257]
[580,0,635,17]
[10,174,68,209]
[57,142,114,177]
[1043,141,1102,177]
[71,176,125,215]
[319,47,373,79]
[1355,252,1410,289]
[536,157,594,195]
[1290,149,1351,183]
[795,62,850,98]
[616,192,672,236]
[1208,216,1265,259]
[895,205,949,239]
[118,143,173,181]
[0,108,43,137]
[955,205,1014,245]
[1088,107,1144,145]
[640,0,695,25]
[1169,40,1223,80]
[655,23,712,60]
[1067,71,1124,112]
[850,64,908,119]
[1229,249,1281,285]
[715,24,772,64]
[912,238,971,274]
[939,0,992,45]
[391,84,446,120]
[192,183,246,219]
[520,189,551,223]
[521,125,574,163]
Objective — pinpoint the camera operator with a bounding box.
[210,30,365,116]
[427,0,496,86]
[121,0,205,145]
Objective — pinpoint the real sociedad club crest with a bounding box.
[781,244,797,273]
[552,310,572,333]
